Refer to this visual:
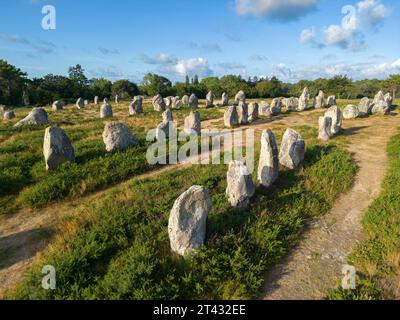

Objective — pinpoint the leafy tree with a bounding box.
[201,77,223,96]
[0,59,27,105]
[192,75,199,85]
[142,73,172,96]
[111,80,139,100]
[89,78,112,99]
[185,74,190,85]
[68,64,88,85]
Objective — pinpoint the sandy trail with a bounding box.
[261,112,400,300]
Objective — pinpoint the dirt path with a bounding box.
[261,112,400,300]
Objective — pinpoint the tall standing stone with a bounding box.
[168,185,212,257]
[189,94,198,109]
[164,96,173,107]
[129,96,143,115]
[248,102,259,122]
[324,106,342,135]
[314,90,325,109]
[43,126,75,171]
[94,96,99,105]
[358,97,371,115]
[182,95,189,105]
[102,123,138,152]
[259,101,271,117]
[384,93,393,108]
[318,116,332,142]
[100,103,113,118]
[237,101,248,124]
[257,129,279,188]
[279,128,305,169]
[153,94,166,111]
[373,90,385,104]
[226,161,255,208]
[221,92,229,106]
[162,108,173,122]
[235,90,246,104]
[224,106,239,128]
[270,98,282,115]
[326,95,336,107]
[76,97,84,109]
[172,96,181,109]
[297,87,309,111]
[206,91,214,107]
[115,95,119,104]
[184,111,201,135]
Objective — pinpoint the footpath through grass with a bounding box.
[9,140,356,300]
[328,132,400,300]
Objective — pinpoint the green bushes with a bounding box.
[328,133,400,300]
[10,144,356,300]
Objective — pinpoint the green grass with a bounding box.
[9,142,356,300]
[328,131,400,300]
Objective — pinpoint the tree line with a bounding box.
[1,59,399,107]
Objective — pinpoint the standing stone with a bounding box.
[184,111,201,135]
[164,96,173,107]
[84,99,89,106]
[259,101,271,117]
[182,95,189,105]
[324,106,343,135]
[270,98,282,115]
[371,100,390,115]
[76,97,84,109]
[343,105,359,119]
[221,92,229,106]
[297,87,309,111]
[224,106,239,128]
[326,95,336,107]
[314,91,325,109]
[257,129,279,188]
[103,98,109,104]
[237,101,248,124]
[282,97,298,112]
[3,110,15,120]
[102,123,138,152]
[189,94,198,108]
[373,90,385,104]
[206,91,214,107]
[168,185,212,257]
[14,107,48,127]
[100,103,113,118]
[318,116,332,142]
[115,95,119,104]
[153,94,166,111]
[52,101,64,110]
[162,108,173,122]
[43,126,75,171]
[358,97,372,115]
[94,96,99,105]
[156,121,175,140]
[235,90,246,104]
[279,128,305,170]
[384,93,393,108]
[129,96,143,115]
[172,96,181,109]
[226,161,255,208]
[248,102,259,123]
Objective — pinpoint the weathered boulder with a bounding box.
[373,90,385,104]
[297,87,309,111]
[384,93,393,108]
[3,110,15,120]
[189,94,198,108]
[182,95,189,105]
[279,128,305,169]
[257,129,279,188]
[248,102,259,122]
[14,107,48,127]
[168,185,212,257]
[343,105,359,119]
[52,101,64,111]
[102,123,138,152]
[237,102,248,124]
[206,91,214,107]
[76,97,84,109]
[221,92,229,106]
[259,101,271,117]
[226,161,255,208]
[235,90,246,104]
[224,106,239,128]
[314,90,325,109]
[270,98,282,115]
[324,106,342,135]
[129,96,143,115]
[371,100,390,115]
[172,96,181,109]
[43,126,75,170]
[318,116,332,142]
[164,96,173,107]
[162,108,173,122]
[326,95,336,107]
[283,97,298,112]
[152,94,166,111]
[100,103,113,118]
[184,111,201,135]
[358,97,372,115]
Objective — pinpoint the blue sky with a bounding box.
[0,0,399,83]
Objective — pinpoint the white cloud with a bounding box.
[323,0,389,51]
[300,28,315,44]
[174,57,213,77]
[235,0,316,21]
